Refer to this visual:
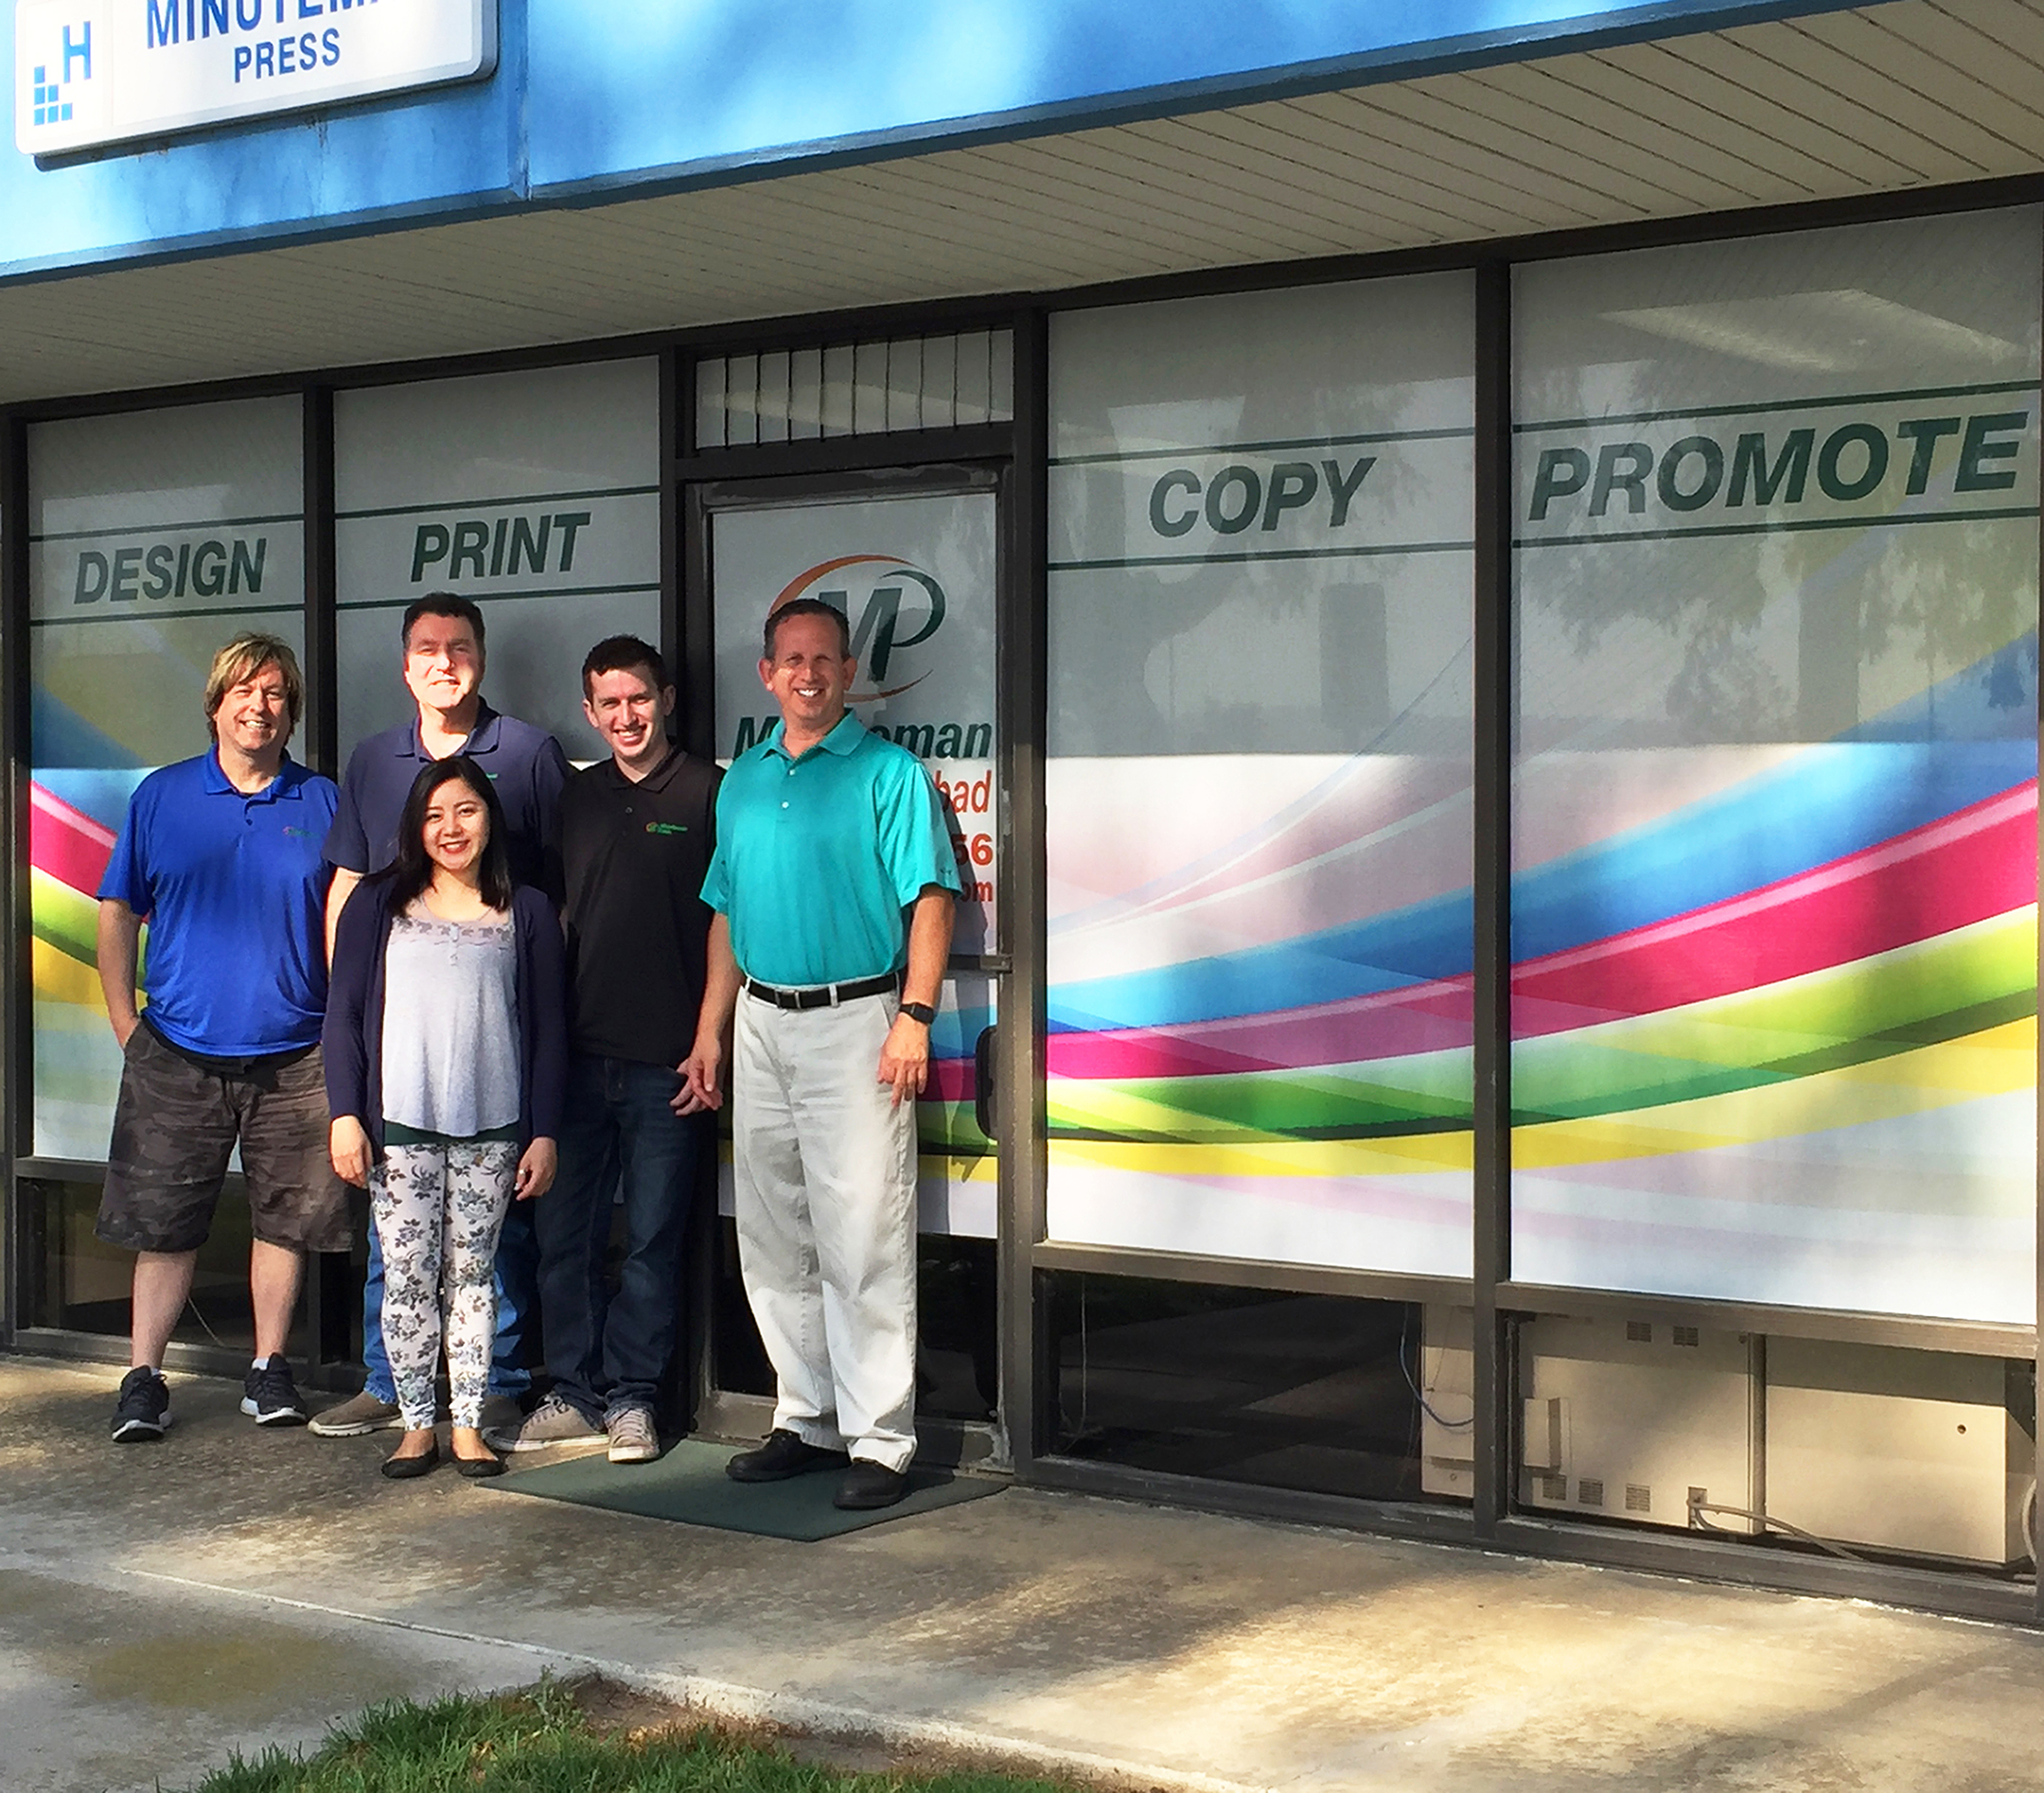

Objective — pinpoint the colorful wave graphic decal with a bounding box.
[30,782,121,993]
[1046,636,2037,1303]
[28,768,991,1173]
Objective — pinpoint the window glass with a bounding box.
[27,396,305,1162]
[1046,273,1476,1275]
[1515,1308,2032,1572]
[334,360,661,762]
[709,494,998,1238]
[694,331,1013,447]
[1045,1274,1459,1503]
[1511,209,2042,1323]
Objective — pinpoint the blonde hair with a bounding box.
[203,633,304,742]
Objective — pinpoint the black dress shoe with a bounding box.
[726,1428,849,1482]
[380,1442,440,1480]
[834,1460,910,1510]
[453,1449,504,1480]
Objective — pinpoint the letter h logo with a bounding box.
[31,21,91,128]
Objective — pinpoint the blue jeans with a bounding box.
[534,1054,706,1423]
[362,1177,536,1405]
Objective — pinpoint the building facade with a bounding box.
[5,0,2044,1621]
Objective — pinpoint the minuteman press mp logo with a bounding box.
[731,550,990,765]
[769,553,946,702]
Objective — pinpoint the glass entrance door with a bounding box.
[699,474,1006,1450]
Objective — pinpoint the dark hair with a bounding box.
[400,592,486,654]
[381,756,514,912]
[581,634,670,697]
[763,597,852,660]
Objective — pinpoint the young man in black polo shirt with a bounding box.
[487,636,720,1463]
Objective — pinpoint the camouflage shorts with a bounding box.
[96,1020,350,1256]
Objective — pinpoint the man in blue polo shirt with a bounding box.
[308,591,569,1439]
[682,597,959,1510]
[98,633,344,1443]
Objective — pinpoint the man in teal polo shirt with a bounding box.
[682,597,959,1510]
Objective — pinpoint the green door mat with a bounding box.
[487,1438,1004,1540]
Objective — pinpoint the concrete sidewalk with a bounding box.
[7,1354,2044,1793]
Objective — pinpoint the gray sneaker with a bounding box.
[607,1405,660,1464]
[308,1389,402,1437]
[485,1393,606,1453]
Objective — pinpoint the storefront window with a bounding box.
[1046,274,1477,1275]
[1045,1273,1456,1502]
[334,360,661,762]
[1511,209,2042,1324]
[26,396,306,1163]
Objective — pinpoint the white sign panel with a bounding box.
[713,491,999,956]
[15,0,495,155]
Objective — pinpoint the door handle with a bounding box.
[974,1025,996,1141]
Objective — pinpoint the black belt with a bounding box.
[744,972,901,1011]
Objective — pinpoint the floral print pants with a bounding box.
[370,1140,519,1431]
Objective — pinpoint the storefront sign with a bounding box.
[1518,392,2038,542]
[14,0,495,156]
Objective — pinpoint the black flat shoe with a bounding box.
[834,1460,910,1510]
[727,1428,849,1483]
[380,1442,440,1480]
[453,1450,504,1479]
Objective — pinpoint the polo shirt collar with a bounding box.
[203,747,301,802]
[600,739,684,790]
[405,698,500,760]
[766,711,867,762]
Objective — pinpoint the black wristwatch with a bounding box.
[899,999,937,1025]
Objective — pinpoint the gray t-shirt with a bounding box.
[379,907,520,1137]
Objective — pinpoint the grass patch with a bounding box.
[181,1679,1081,1793]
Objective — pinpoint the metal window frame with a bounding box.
[0,170,2040,1619]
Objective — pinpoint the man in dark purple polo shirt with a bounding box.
[308,591,569,1438]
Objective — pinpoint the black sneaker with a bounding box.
[111,1367,170,1443]
[240,1356,308,1427]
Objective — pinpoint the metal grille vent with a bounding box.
[1578,1478,1605,1506]
[1625,1321,1652,1343]
[1673,1326,1700,1347]
[1625,1484,1652,1513]
[695,330,1013,448]
[1540,1473,1567,1501]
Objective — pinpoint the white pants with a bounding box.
[732,988,918,1471]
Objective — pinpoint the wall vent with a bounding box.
[1625,1484,1652,1513]
[1578,1478,1605,1506]
[1626,1321,1652,1343]
[1541,1473,1568,1501]
[695,330,1013,447]
[1673,1325,1700,1347]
